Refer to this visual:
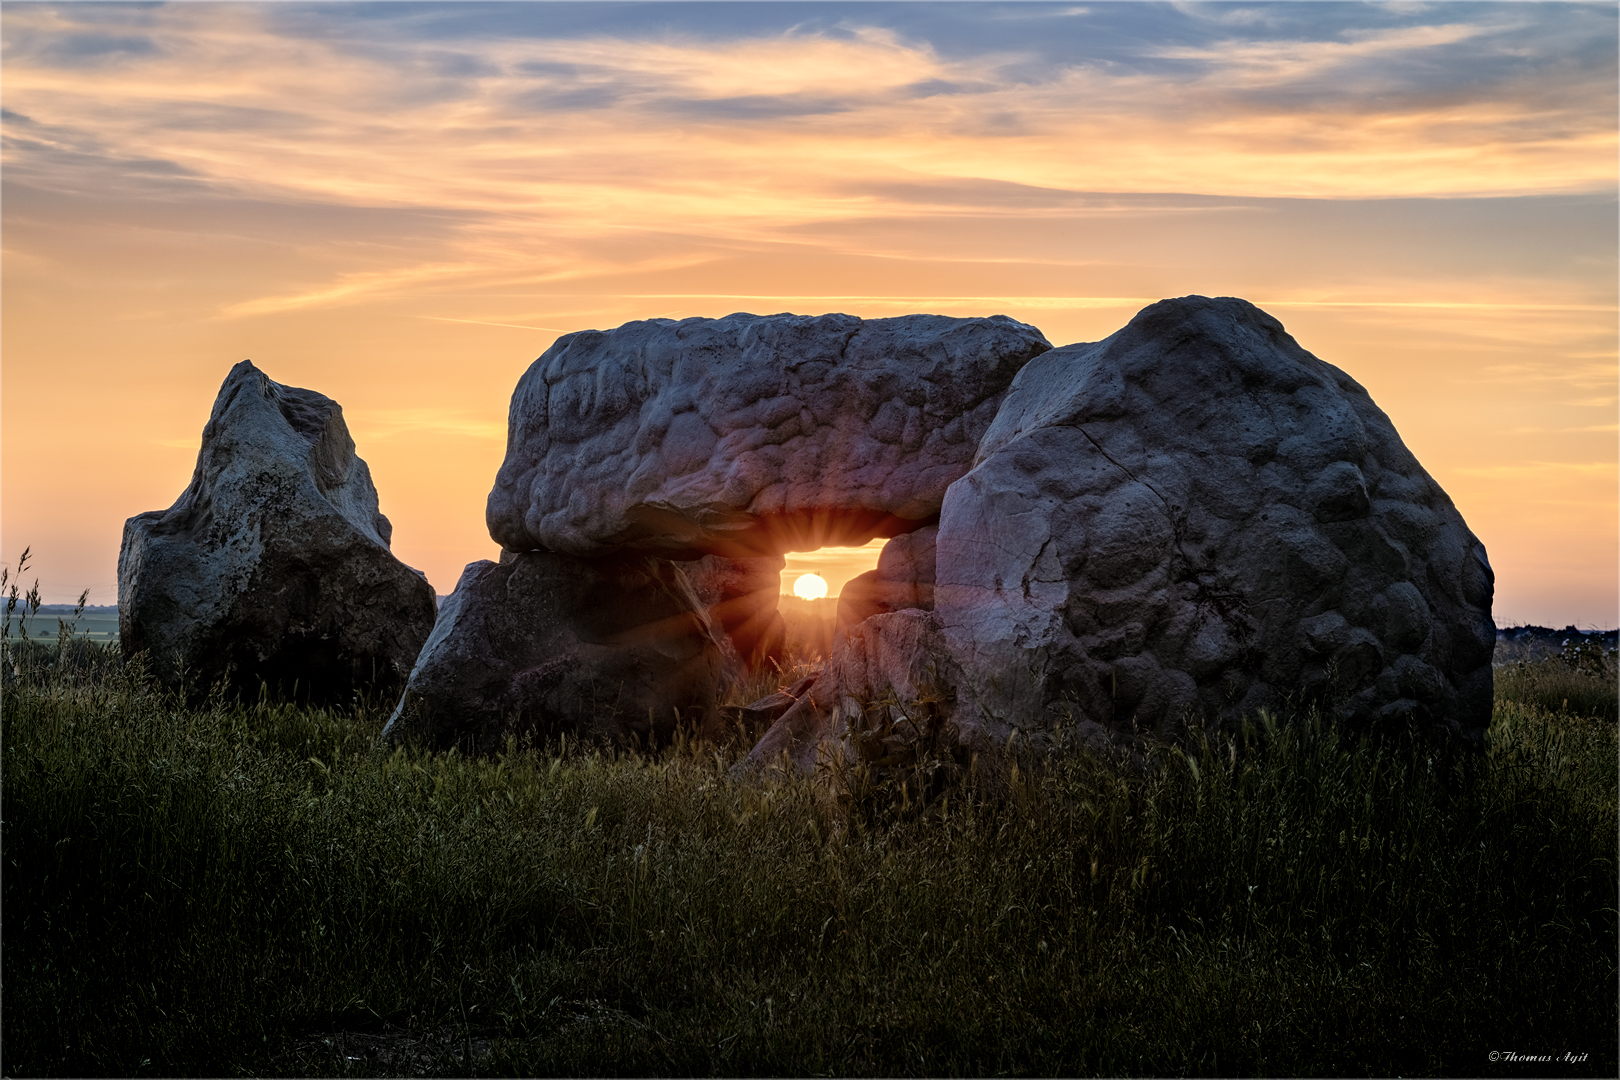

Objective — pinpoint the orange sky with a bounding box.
[3,2,1615,625]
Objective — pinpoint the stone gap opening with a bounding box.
[777,538,887,662]
[781,539,886,599]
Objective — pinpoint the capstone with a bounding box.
[486,312,1051,558]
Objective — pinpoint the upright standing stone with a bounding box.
[119,361,437,703]
[836,524,938,638]
[682,553,787,676]
[382,550,723,751]
[934,296,1495,752]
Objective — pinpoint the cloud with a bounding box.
[4,3,1614,320]
[217,262,503,319]
[3,0,1610,223]
[648,93,856,121]
[1479,360,1618,391]
[1148,21,1491,82]
[410,316,571,333]
[1505,424,1620,435]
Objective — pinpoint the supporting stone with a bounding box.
[382,550,723,752]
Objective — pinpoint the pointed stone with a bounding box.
[118,361,437,703]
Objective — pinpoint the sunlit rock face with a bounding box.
[382,550,722,752]
[934,296,1495,752]
[119,361,437,704]
[485,312,1052,559]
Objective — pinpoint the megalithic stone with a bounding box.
[933,295,1495,754]
[382,550,723,752]
[485,312,1052,559]
[119,360,437,703]
[745,297,1494,773]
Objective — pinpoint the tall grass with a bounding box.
[1493,638,1618,723]
[3,638,1615,1077]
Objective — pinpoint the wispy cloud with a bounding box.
[1148,20,1491,82]
[1480,360,1618,391]
[410,316,570,333]
[1505,424,1620,435]
[217,263,502,319]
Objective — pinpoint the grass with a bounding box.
[1493,638,1619,724]
[3,620,1616,1076]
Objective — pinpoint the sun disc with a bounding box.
[793,573,828,600]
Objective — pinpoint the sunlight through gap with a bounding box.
[779,538,886,598]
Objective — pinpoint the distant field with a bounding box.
[12,611,119,643]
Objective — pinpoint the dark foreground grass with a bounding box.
[3,645,1616,1078]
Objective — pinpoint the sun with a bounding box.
[793,573,828,600]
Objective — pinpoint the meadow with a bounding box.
[2,603,1616,1077]
[15,605,120,644]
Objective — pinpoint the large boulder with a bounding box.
[486,312,1051,558]
[381,550,723,751]
[934,296,1495,752]
[118,361,437,703]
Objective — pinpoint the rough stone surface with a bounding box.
[836,524,937,638]
[934,295,1495,752]
[118,361,437,703]
[682,553,787,676]
[486,312,1051,558]
[382,550,723,751]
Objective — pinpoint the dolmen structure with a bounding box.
[120,297,1496,768]
[119,361,437,703]
[381,297,1495,764]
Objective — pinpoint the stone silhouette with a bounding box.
[381,550,723,751]
[119,361,436,703]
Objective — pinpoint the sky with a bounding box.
[2,1,1615,624]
